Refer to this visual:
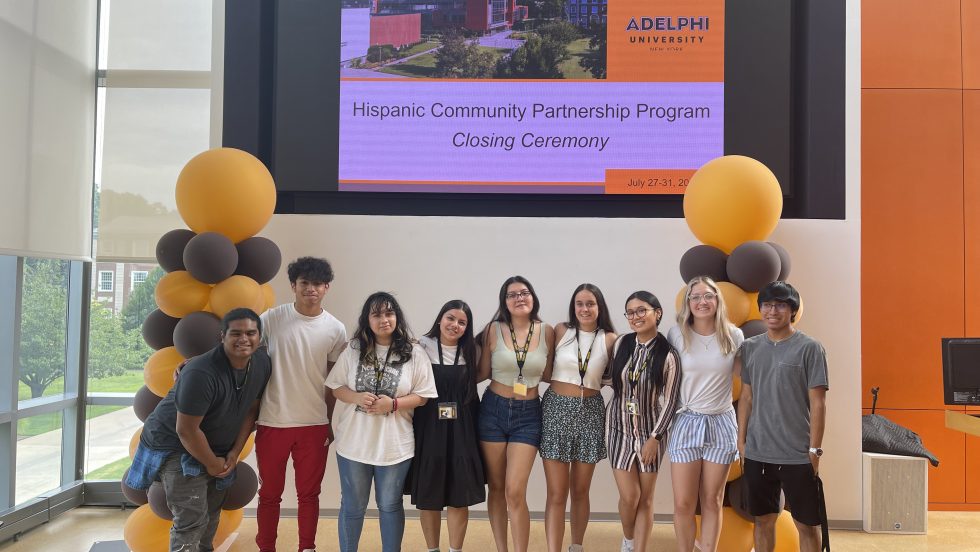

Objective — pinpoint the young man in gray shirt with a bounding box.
[736,281,829,552]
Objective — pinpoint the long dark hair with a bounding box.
[425,299,479,404]
[354,292,414,366]
[565,283,616,332]
[480,275,542,347]
[610,291,671,396]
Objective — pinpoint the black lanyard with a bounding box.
[436,339,461,367]
[508,322,534,378]
[625,339,652,398]
[576,328,600,387]
[372,346,396,394]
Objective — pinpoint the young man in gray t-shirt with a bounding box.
[736,281,829,552]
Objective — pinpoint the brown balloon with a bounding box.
[120,468,149,506]
[183,232,239,284]
[767,241,792,280]
[147,482,172,520]
[141,309,179,351]
[740,319,767,339]
[234,237,282,284]
[222,463,258,510]
[156,229,196,272]
[679,244,729,283]
[726,240,782,292]
[134,385,164,422]
[173,311,222,358]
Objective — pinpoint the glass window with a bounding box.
[20,259,70,401]
[105,0,212,71]
[130,270,148,289]
[84,405,138,480]
[98,270,113,292]
[16,412,64,505]
[97,87,208,260]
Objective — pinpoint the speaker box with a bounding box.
[862,452,928,534]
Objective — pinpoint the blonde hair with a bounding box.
[676,276,738,355]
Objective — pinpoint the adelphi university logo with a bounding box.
[625,16,711,45]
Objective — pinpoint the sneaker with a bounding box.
[621,538,634,552]
[568,545,584,552]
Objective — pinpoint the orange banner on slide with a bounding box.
[605,169,695,195]
[607,0,725,82]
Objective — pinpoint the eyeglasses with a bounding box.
[760,302,791,312]
[505,290,532,301]
[688,292,718,303]
[624,307,652,320]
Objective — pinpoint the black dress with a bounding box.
[405,338,486,510]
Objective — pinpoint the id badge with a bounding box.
[438,402,458,420]
[513,375,528,397]
[625,400,639,415]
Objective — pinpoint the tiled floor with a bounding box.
[2,507,978,551]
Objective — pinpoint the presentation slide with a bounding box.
[338,0,724,195]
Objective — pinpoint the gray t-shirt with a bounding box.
[740,331,828,464]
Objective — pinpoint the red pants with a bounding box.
[255,424,331,552]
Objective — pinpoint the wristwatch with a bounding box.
[808,447,823,457]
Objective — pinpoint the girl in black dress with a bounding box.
[406,300,486,552]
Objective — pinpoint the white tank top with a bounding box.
[550,328,609,390]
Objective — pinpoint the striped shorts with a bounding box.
[667,409,738,465]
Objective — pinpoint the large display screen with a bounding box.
[338,0,724,195]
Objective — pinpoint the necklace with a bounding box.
[693,332,715,351]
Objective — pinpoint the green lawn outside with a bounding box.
[18,369,145,400]
[85,456,132,480]
[16,370,143,438]
[398,40,440,57]
[378,52,439,77]
[561,38,595,79]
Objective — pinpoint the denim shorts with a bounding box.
[478,387,543,447]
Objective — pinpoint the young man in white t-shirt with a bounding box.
[256,257,348,552]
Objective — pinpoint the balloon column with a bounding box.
[679,155,802,550]
[122,148,281,552]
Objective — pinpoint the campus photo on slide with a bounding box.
[339,0,725,194]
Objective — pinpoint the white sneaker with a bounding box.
[568,545,584,552]
[621,538,634,552]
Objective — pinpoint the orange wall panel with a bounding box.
[862,0,962,88]
[968,434,980,503]
[965,91,980,336]
[862,90,965,410]
[964,0,980,89]
[870,409,965,504]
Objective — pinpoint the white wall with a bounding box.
[240,0,863,527]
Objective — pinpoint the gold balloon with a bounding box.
[213,508,244,546]
[175,148,276,243]
[683,155,783,253]
[675,285,688,313]
[717,282,750,326]
[209,275,264,318]
[238,433,256,460]
[717,507,755,552]
[727,458,743,482]
[261,283,276,313]
[774,510,802,551]
[155,270,211,318]
[124,504,172,552]
[144,346,185,397]
[746,292,761,321]
[128,427,143,459]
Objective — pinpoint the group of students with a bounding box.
[128,256,829,552]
